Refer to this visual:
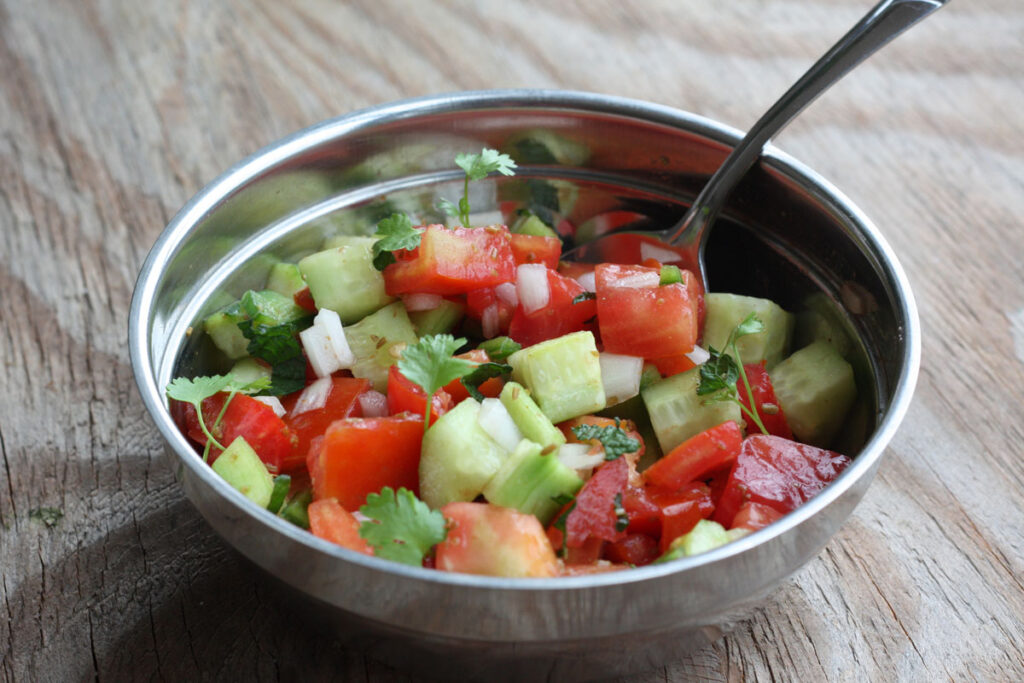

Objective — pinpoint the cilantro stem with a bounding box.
[460,175,471,227]
[423,392,433,435]
[199,391,238,462]
[730,344,769,436]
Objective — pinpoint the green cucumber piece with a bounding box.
[229,358,271,385]
[499,382,566,452]
[265,262,306,298]
[419,398,509,509]
[483,439,583,525]
[344,301,419,392]
[409,300,465,336]
[510,212,560,239]
[659,265,683,285]
[507,331,606,424]
[794,292,856,359]
[769,340,857,447]
[211,437,274,507]
[656,519,732,562]
[204,309,249,360]
[298,236,394,323]
[267,474,291,514]
[641,367,741,452]
[203,289,308,360]
[703,293,794,369]
[639,363,662,390]
[280,489,313,529]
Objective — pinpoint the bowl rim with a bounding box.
[129,88,920,591]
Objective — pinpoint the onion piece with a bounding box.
[481,304,500,339]
[557,442,604,473]
[494,282,519,307]
[612,270,661,289]
[300,308,355,377]
[686,344,711,365]
[252,395,286,418]
[640,241,683,264]
[291,377,331,416]
[476,398,523,452]
[358,390,389,417]
[516,263,550,314]
[599,352,644,405]
[401,293,443,312]
[575,271,596,293]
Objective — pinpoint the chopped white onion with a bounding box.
[686,344,711,365]
[401,293,443,312]
[291,377,331,416]
[252,395,286,418]
[299,308,355,377]
[516,263,550,313]
[494,282,519,307]
[476,398,523,452]
[575,271,596,293]
[557,442,604,472]
[613,270,661,289]
[352,510,372,524]
[481,304,500,339]
[599,352,644,405]
[640,241,683,264]
[358,390,389,417]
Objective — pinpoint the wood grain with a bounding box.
[2,0,1022,680]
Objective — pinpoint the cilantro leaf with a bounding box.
[166,375,231,406]
[455,148,517,181]
[476,336,521,364]
[572,292,596,304]
[358,487,448,566]
[398,334,476,431]
[460,362,512,401]
[436,197,459,220]
[570,421,640,461]
[733,313,765,340]
[371,213,424,270]
[696,347,739,396]
[694,314,769,435]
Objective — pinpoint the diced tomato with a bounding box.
[643,421,743,491]
[507,268,597,347]
[731,501,785,532]
[307,499,374,555]
[737,362,793,439]
[306,414,424,509]
[713,435,851,528]
[465,287,514,337]
[557,260,594,282]
[595,263,701,359]
[603,533,660,566]
[620,485,661,536]
[293,286,317,313]
[178,393,294,474]
[561,415,645,468]
[435,502,559,578]
[705,464,732,507]
[648,482,715,552]
[281,377,370,470]
[510,233,561,269]
[383,224,516,296]
[442,349,504,403]
[650,353,697,378]
[564,456,630,547]
[386,365,452,427]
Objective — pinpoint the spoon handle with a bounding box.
[670,0,948,247]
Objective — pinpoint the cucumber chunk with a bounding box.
[510,212,560,239]
[298,237,394,323]
[769,340,857,447]
[420,398,509,509]
[344,301,419,392]
[211,436,274,508]
[408,299,465,336]
[507,331,606,424]
[203,289,309,360]
[204,309,249,360]
[703,293,794,369]
[657,519,732,562]
[229,358,271,385]
[641,367,741,453]
[499,382,566,451]
[483,439,583,525]
[265,262,306,298]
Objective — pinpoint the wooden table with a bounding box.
[3,0,1022,679]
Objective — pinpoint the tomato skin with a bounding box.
[386,366,452,427]
[306,414,424,510]
[620,485,661,536]
[435,502,559,578]
[178,393,295,474]
[507,268,596,347]
[383,225,516,295]
[648,483,715,552]
[281,377,370,470]
[738,362,793,439]
[307,498,374,555]
[510,233,561,269]
[603,533,660,566]
[595,263,700,359]
[643,421,743,491]
[293,286,317,313]
[465,287,514,336]
[713,435,851,527]
[650,353,696,378]
[564,456,630,547]
[730,501,785,532]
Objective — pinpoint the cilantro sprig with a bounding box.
[696,313,769,435]
[233,290,311,396]
[371,213,425,271]
[460,362,513,401]
[438,148,517,228]
[166,373,271,460]
[570,419,640,461]
[358,487,448,566]
[397,334,476,432]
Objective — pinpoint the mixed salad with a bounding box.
[168,148,858,578]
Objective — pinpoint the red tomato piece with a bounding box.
[281,377,370,471]
[564,456,630,547]
[620,485,661,536]
[307,499,374,555]
[713,435,851,528]
[738,362,794,439]
[306,413,424,509]
[507,268,597,347]
[465,287,515,337]
[179,393,294,474]
[650,353,696,378]
[595,263,701,359]
[293,286,317,313]
[648,482,715,552]
[442,349,504,403]
[557,260,594,282]
[386,365,452,427]
[603,533,660,566]
[383,224,516,296]
[510,233,561,269]
[435,502,559,578]
[730,501,785,532]
[643,421,743,491]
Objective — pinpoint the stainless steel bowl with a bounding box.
[129,90,919,679]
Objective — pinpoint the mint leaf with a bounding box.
[358,487,448,566]
[460,362,512,401]
[371,213,424,270]
[476,336,521,364]
[570,421,640,461]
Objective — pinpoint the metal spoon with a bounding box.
[563,0,948,284]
